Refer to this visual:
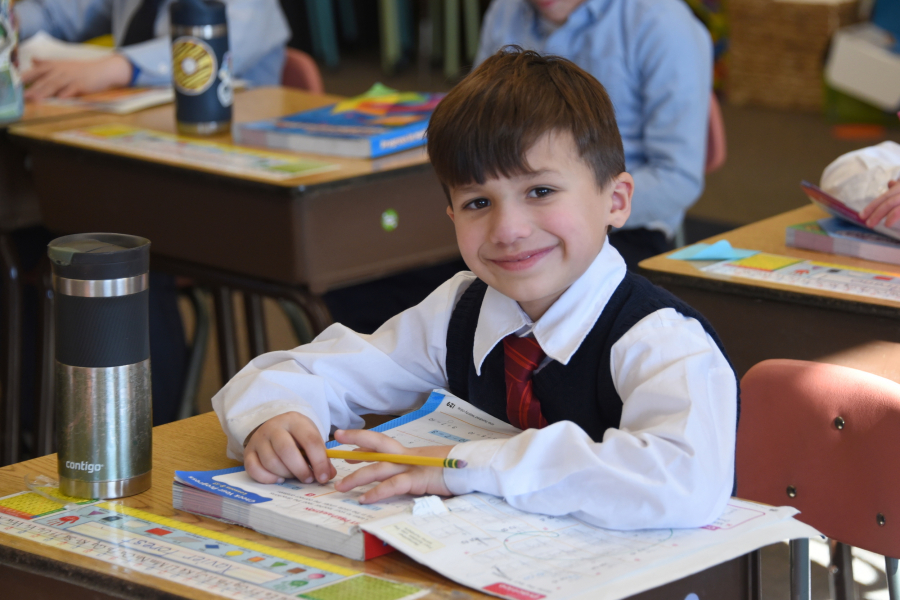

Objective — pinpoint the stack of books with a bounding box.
[233,83,445,159]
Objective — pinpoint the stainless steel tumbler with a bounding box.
[49,233,153,499]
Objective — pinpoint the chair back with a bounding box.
[705,92,726,173]
[282,48,325,94]
[736,359,900,558]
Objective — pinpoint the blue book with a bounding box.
[233,85,445,159]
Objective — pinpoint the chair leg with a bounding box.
[379,0,402,75]
[887,556,899,600]
[462,0,480,63]
[443,0,460,79]
[279,299,315,345]
[790,538,811,600]
[33,258,55,458]
[307,0,340,69]
[212,286,239,384]
[829,540,855,600]
[243,291,268,359]
[177,287,211,421]
[0,233,22,466]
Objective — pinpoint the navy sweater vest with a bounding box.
[445,272,740,442]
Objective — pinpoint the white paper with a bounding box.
[18,31,113,72]
[362,495,820,600]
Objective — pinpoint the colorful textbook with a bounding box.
[801,180,900,242]
[174,392,819,600]
[233,83,444,159]
[787,218,900,266]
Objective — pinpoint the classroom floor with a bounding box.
[185,51,900,600]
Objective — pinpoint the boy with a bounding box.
[16,0,289,99]
[476,0,713,269]
[213,48,738,530]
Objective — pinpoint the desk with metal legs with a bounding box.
[639,205,900,384]
[9,87,460,450]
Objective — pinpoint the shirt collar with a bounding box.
[471,239,627,375]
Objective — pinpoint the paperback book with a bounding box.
[801,180,900,242]
[232,83,444,159]
[172,390,521,561]
[787,217,900,266]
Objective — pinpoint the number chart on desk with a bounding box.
[703,253,900,302]
[0,490,425,600]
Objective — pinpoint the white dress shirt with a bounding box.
[212,241,737,530]
[15,0,290,86]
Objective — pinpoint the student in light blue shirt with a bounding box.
[15,0,290,98]
[477,0,713,268]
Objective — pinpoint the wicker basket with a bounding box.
[728,0,859,111]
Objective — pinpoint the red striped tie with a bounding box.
[503,335,549,430]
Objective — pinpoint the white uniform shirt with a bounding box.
[213,241,737,530]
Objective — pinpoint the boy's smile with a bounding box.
[447,130,632,321]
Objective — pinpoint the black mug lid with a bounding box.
[48,233,150,280]
[170,0,227,27]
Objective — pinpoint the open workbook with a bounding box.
[174,391,818,600]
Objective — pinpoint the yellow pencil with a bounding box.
[325,449,467,469]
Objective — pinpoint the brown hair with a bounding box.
[427,46,625,197]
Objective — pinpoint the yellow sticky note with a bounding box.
[730,253,802,272]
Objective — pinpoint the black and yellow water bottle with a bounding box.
[170,0,232,135]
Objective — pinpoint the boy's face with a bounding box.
[529,0,587,25]
[446,131,632,321]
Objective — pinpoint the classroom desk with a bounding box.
[639,204,900,383]
[0,102,105,466]
[9,86,461,387]
[0,411,759,600]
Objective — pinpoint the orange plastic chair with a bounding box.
[281,48,325,94]
[705,92,726,174]
[736,359,900,600]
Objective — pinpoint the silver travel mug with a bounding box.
[49,233,153,499]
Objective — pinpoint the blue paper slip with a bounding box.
[668,240,759,261]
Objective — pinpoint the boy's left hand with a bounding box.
[332,429,453,503]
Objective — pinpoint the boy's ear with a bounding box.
[446,205,456,223]
[607,172,633,229]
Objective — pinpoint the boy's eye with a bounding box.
[528,187,554,198]
[464,198,490,210]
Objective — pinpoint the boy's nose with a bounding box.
[489,204,531,245]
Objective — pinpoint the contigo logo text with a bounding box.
[66,461,103,473]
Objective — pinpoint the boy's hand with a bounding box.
[243,412,337,485]
[861,179,900,229]
[333,429,453,503]
[23,55,133,101]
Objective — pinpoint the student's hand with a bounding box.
[333,429,453,503]
[23,55,133,101]
[860,179,900,229]
[243,412,337,485]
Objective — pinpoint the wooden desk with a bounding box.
[640,205,900,383]
[9,87,459,295]
[0,411,758,600]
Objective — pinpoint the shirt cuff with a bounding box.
[443,439,507,496]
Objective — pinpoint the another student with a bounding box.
[15,0,290,99]
[476,0,712,269]
[213,48,738,529]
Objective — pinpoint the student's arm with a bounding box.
[861,179,900,229]
[212,272,476,465]
[121,0,291,87]
[442,309,737,530]
[625,3,713,234]
[15,0,113,42]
